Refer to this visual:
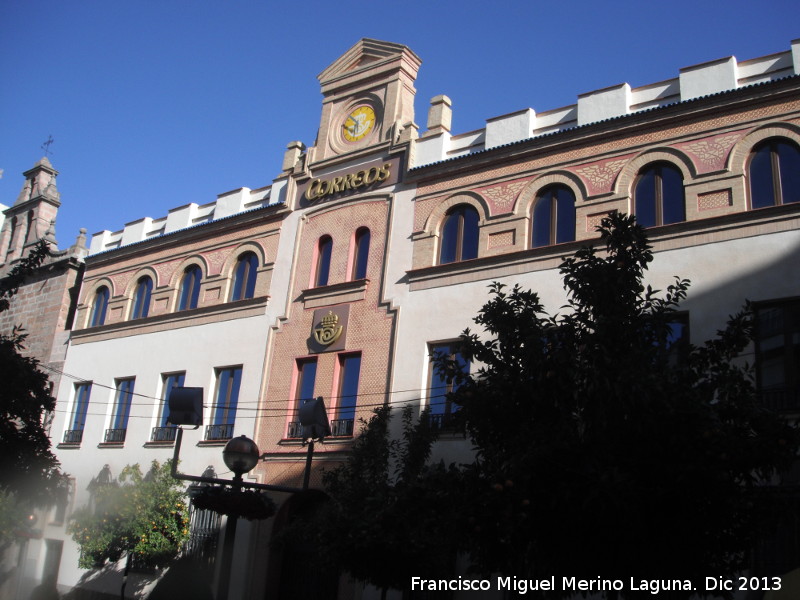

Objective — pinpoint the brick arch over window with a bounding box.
[513,172,586,217]
[729,124,800,210]
[615,150,694,198]
[124,267,158,320]
[82,278,114,329]
[616,150,693,225]
[220,242,267,300]
[170,258,208,311]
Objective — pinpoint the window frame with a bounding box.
[89,286,109,327]
[107,378,135,443]
[288,358,318,438]
[64,382,92,444]
[748,138,800,209]
[131,276,153,320]
[754,298,800,411]
[206,366,242,441]
[333,353,361,437]
[531,184,576,248]
[314,236,333,287]
[230,252,259,301]
[633,162,686,227]
[439,204,479,265]
[428,342,470,428]
[351,227,371,281]
[178,265,202,311]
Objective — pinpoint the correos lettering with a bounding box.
[305,163,392,201]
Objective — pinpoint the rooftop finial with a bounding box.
[41,135,54,158]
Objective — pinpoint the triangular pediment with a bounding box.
[318,38,417,84]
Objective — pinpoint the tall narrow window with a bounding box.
[315,236,333,287]
[634,163,685,227]
[230,252,259,301]
[428,343,470,429]
[288,358,318,438]
[531,185,576,248]
[439,205,479,264]
[749,139,800,209]
[152,372,185,442]
[206,367,242,441]
[333,354,361,437]
[351,228,371,280]
[755,300,800,411]
[64,383,91,444]
[106,378,135,443]
[178,265,202,311]
[131,276,153,320]
[89,286,109,327]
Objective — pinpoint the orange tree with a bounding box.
[68,460,189,569]
[438,213,798,598]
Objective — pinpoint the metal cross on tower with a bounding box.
[41,135,55,158]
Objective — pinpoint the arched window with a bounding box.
[178,265,202,311]
[634,162,685,227]
[351,227,370,280]
[531,185,576,248]
[131,276,153,319]
[89,286,109,327]
[439,204,479,264]
[315,236,333,287]
[749,138,800,209]
[230,252,259,301]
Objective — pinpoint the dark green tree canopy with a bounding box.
[437,213,798,596]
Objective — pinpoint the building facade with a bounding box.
[14,37,800,598]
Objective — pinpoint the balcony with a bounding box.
[330,418,354,437]
[205,423,234,442]
[151,426,178,443]
[286,421,302,439]
[429,412,456,431]
[104,428,127,443]
[62,429,84,444]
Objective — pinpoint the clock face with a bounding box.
[342,105,376,142]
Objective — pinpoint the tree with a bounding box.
[68,460,190,569]
[0,241,65,544]
[437,213,799,597]
[279,407,464,597]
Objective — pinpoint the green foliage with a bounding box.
[68,461,190,569]
[279,406,464,593]
[0,240,65,543]
[438,213,799,597]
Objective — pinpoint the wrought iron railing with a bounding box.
[286,421,302,439]
[104,428,127,443]
[204,423,234,441]
[63,429,84,444]
[759,387,800,412]
[151,426,178,443]
[429,412,456,430]
[330,418,354,437]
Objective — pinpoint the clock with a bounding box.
[342,105,376,142]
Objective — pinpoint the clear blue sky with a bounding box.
[1,0,797,247]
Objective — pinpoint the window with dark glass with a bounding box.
[634,163,685,227]
[64,383,91,444]
[439,205,479,264]
[106,378,135,443]
[89,286,109,327]
[333,354,361,437]
[749,139,800,209]
[315,236,333,287]
[531,185,576,248]
[152,372,185,442]
[131,276,153,319]
[755,300,800,411]
[206,367,242,441]
[178,265,202,310]
[230,252,258,301]
[351,228,371,280]
[428,342,470,429]
[288,358,318,438]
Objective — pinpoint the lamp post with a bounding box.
[216,435,260,600]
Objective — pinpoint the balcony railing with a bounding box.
[62,429,84,444]
[151,426,178,443]
[104,428,127,443]
[429,412,456,431]
[330,418,354,437]
[286,421,302,439]
[204,423,234,441]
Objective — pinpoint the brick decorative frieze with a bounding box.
[487,230,516,249]
[678,131,744,173]
[573,157,632,196]
[478,179,529,215]
[697,189,733,211]
[586,211,613,232]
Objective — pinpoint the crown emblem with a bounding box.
[313,311,344,346]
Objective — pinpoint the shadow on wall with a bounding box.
[61,560,158,600]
